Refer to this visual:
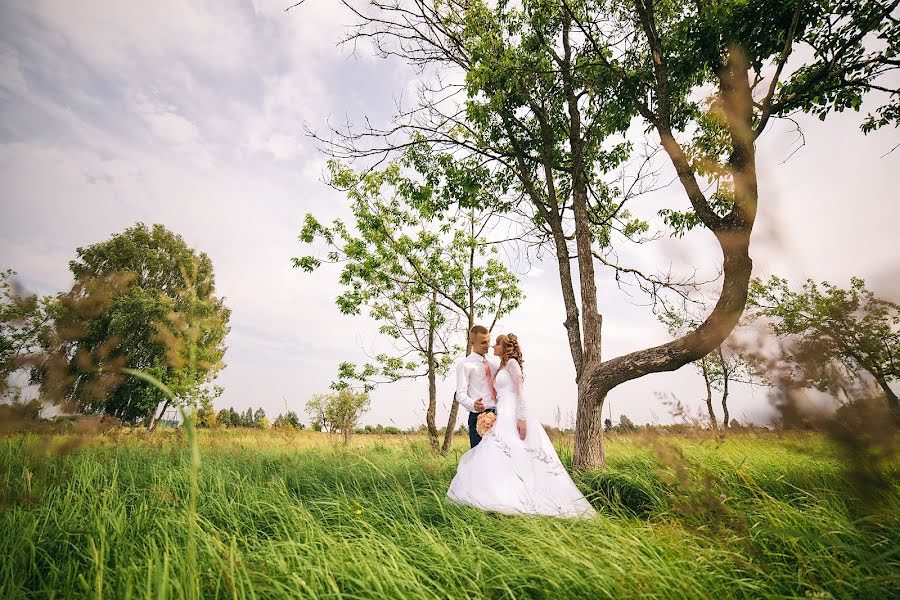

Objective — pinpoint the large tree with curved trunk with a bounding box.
[296,0,898,469]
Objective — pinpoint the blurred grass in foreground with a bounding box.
[1,429,897,599]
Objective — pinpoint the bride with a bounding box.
[446,334,597,519]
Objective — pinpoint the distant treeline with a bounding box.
[205,406,304,430]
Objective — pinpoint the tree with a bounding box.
[749,276,899,411]
[297,0,898,468]
[216,407,233,427]
[195,385,223,428]
[296,149,522,453]
[0,270,55,401]
[273,410,303,429]
[328,388,371,445]
[618,415,637,432]
[305,393,331,432]
[253,407,267,428]
[660,305,757,430]
[31,224,231,427]
[305,390,371,445]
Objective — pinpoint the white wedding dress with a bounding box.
[446,359,597,519]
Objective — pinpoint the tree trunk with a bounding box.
[442,400,460,455]
[721,393,730,429]
[871,369,899,411]
[719,347,731,429]
[563,19,607,471]
[147,398,171,432]
[426,360,439,451]
[426,298,440,452]
[701,361,718,430]
[573,379,606,470]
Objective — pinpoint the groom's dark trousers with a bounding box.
[467,408,496,448]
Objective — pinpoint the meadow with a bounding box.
[1,428,897,599]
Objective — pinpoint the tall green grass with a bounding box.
[1,430,897,599]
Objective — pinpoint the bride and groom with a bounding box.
[446,325,596,519]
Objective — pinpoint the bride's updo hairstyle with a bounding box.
[498,333,524,375]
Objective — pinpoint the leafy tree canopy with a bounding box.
[36,223,231,423]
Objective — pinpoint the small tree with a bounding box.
[330,389,370,444]
[660,305,757,430]
[296,148,521,453]
[305,393,331,432]
[306,390,370,445]
[195,385,223,428]
[618,415,637,432]
[216,407,232,427]
[749,276,899,411]
[253,407,266,429]
[273,411,302,429]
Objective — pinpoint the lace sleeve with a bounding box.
[507,359,527,420]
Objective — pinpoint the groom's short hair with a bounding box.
[469,325,489,340]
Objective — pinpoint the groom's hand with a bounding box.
[474,398,485,412]
[517,420,526,440]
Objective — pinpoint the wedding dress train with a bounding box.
[446,359,596,519]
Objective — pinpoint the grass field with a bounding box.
[1,428,897,599]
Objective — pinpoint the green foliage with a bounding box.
[583,0,898,236]
[749,275,899,404]
[618,414,638,432]
[295,146,522,394]
[194,385,223,428]
[214,405,273,429]
[442,2,645,247]
[272,410,303,430]
[32,223,231,423]
[0,270,55,400]
[775,0,899,127]
[304,393,331,433]
[305,390,371,445]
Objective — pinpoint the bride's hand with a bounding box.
[517,419,526,440]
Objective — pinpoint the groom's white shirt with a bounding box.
[454,352,499,413]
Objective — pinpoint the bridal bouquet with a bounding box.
[476,411,497,437]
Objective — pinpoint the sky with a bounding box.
[1,1,898,429]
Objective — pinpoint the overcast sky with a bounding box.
[2,1,898,429]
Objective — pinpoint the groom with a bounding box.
[454,324,499,448]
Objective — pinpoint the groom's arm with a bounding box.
[454,362,477,412]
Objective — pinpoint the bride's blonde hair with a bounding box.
[498,333,524,375]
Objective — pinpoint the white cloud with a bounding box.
[134,96,200,145]
[0,44,28,99]
[23,0,254,75]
